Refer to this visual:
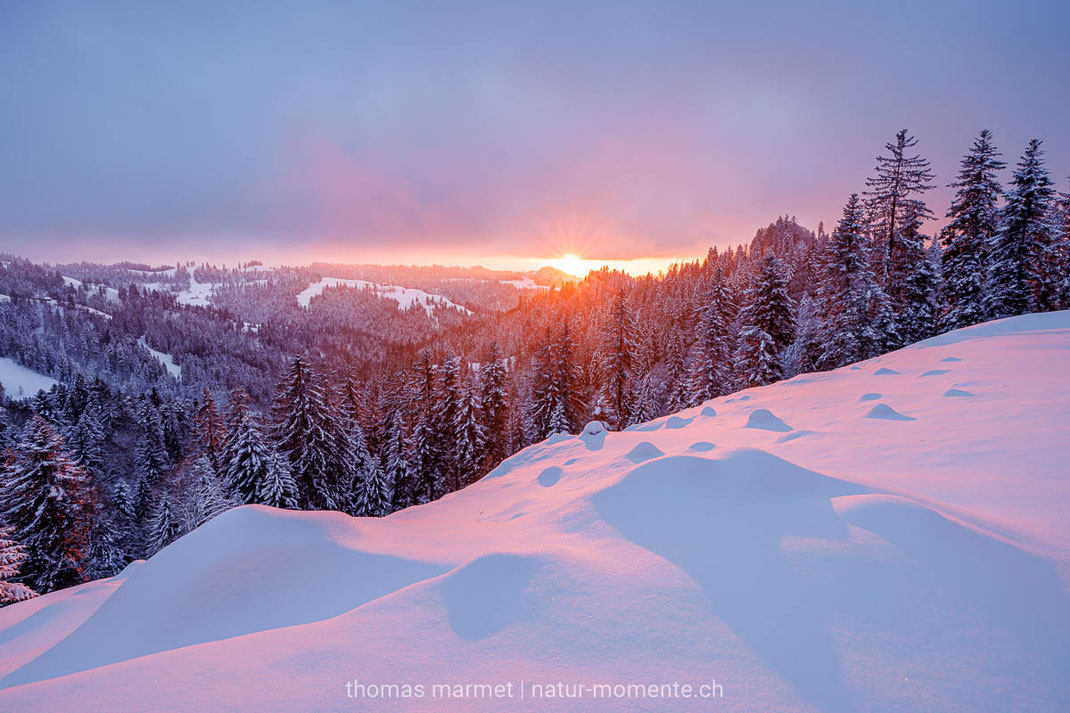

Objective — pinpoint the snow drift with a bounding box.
[2,311,1069,712]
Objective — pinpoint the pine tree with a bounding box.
[412,413,440,504]
[273,356,337,510]
[434,356,463,491]
[193,388,226,471]
[222,390,275,505]
[987,140,1057,317]
[662,327,691,412]
[190,455,231,525]
[382,409,415,510]
[816,194,890,367]
[453,380,487,489]
[692,267,734,402]
[736,254,795,387]
[355,461,391,517]
[257,450,298,510]
[601,288,637,429]
[146,493,181,555]
[134,401,168,514]
[0,417,89,592]
[0,526,38,605]
[478,343,509,468]
[863,129,938,345]
[1056,180,1070,308]
[940,129,1005,329]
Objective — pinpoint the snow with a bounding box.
[138,337,182,379]
[61,276,120,303]
[297,277,473,315]
[2,311,1070,712]
[500,277,549,290]
[172,271,214,307]
[0,357,59,398]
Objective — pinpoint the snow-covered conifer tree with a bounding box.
[736,254,795,387]
[0,417,88,592]
[940,129,1005,329]
[816,194,889,367]
[0,527,37,605]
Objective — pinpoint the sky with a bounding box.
[1,0,1068,273]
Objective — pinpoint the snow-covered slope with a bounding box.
[2,312,1069,712]
[297,277,473,315]
[0,357,59,398]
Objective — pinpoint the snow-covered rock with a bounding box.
[1,312,1069,712]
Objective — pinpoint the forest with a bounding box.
[1,128,1069,601]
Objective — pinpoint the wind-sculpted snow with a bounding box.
[2,312,1070,712]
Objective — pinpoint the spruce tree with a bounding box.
[190,455,232,525]
[736,254,795,387]
[600,288,637,429]
[0,417,89,592]
[987,140,1057,317]
[257,451,298,510]
[223,390,275,505]
[692,267,734,402]
[453,380,487,489]
[146,493,181,555]
[863,129,938,345]
[478,343,509,468]
[382,409,415,510]
[274,356,337,510]
[940,129,1005,329]
[193,388,226,472]
[816,194,890,367]
[0,526,37,605]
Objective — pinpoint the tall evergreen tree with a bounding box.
[274,356,337,510]
[382,409,414,511]
[736,254,796,387]
[816,194,891,367]
[0,526,37,605]
[940,129,1005,329]
[863,129,938,345]
[453,379,487,489]
[600,288,637,428]
[987,140,1057,317]
[478,343,509,468]
[0,417,88,592]
[223,390,281,506]
[692,267,734,402]
[193,388,226,472]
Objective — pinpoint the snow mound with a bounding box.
[943,388,974,397]
[865,403,916,421]
[700,406,717,417]
[744,408,792,432]
[0,506,447,688]
[921,368,951,376]
[624,441,664,463]
[859,392,881,401]
[874,367,900,375]
[665,415,693,429]
[3,312,1070,712]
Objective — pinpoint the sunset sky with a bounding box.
[1,1,1068,272]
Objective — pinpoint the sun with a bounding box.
[551,253,590,278]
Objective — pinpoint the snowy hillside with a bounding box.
[1,312,1069,712]
[297,276,473,314]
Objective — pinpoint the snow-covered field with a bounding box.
[297,277,473,315]
[1,312,1069,712]
[0,358,58,398]
[138,337,182,379]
